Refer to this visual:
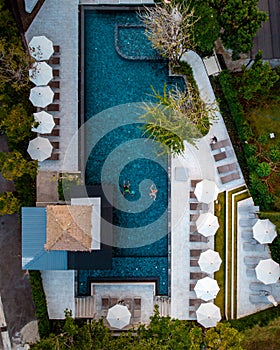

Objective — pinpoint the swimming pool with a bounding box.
[82,9,184,295]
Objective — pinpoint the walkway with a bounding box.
[25,0,79,172]
[0,136,37,348]
[170,51,245,320]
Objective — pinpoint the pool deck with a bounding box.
[25,0,79,172]
[23,1,280,324]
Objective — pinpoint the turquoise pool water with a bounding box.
[82,9,184,295]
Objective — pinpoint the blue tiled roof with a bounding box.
[22,207,67,270]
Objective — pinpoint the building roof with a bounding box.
[45,205,92,251]
[22,207,68,270]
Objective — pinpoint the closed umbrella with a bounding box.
[29,62,53,86]
[198,249,222,274]
[29,35,54,61]
[255,259,280,285]
[194,179,219,204]
[106,304,131,329]
[196,302,221,328]
[196,213,219,237]
[253,219,277,244]
[32,111,55,134]
[29,86,54,108]
[194,277,220,301]
[27,137,53,161]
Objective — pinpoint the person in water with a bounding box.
[122,180,131,196]
[149,184,158,201]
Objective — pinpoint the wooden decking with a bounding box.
[251,0,280,59]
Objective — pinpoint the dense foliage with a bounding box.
[31,307,244,349]
[141,62,214,156]
[0,0,37,213]
[29,271,51,338]
[210,0,268,59]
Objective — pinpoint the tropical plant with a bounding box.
[139,1,197,65]
[0,151,38,181]
[256,162,271,177]
[210,0,268,59]
[0,192,20,215]
[141,83,214,156]
[235,51,279,105]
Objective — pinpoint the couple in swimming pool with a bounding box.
[122,181,158,200]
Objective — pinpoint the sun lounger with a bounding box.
[189,191,196,199]
[51,141,59,150]
[49,81,60,89]
[54,118,60,125]
[53,69,59,77]
[190,259,199,266]
[189,310,197,318]
[191,179,202,188]
[48,56,60,65]
[190,283,195,291]
[45,129,60,137]
[243,242,265,252]
[133,298,141,319]
[250,282,272,293]
[190,272,207,280]
[53,45,60,54]
[54,92,60,100]
[190,234,208,243]
[101,297,110,317]
[190,214,199,222]
[190,225,197,233]
[244,256,260,268]
[217,163,237,174]
[249,294,268,304]
[48,153,59,161]
[246,268,256,277]
[190,249,203,257]
[214,152,227,162]
[190,203,201,210]
[221,172,240,184]
[210,139,230,150]
[189,299,200,306]
[46,104,60,111]
[241,230,253,239]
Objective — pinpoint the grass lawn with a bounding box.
[246,106,280,199]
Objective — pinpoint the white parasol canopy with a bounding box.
[29,86,54,108]
[253,219,277,244]
[196,212,219,237]
[198,249,222,274]
[27,136,53,162]
[32,111,55,134]
[29,61,53,86]
[194,179,219,204]
[194,277,220,301]
[255,259,280,285]
[29,35,54,61]
[196,302,221,328]
[106,304,131,329]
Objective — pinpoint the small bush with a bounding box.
[29,270,50,338]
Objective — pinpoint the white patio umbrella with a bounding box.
[32,111,55,134]
[29,62,53,86]
[106,304,131,329]
[29,35,54,61]
[255,259,280,285]
[194,277,220,301]
[253,219,277,244]
[27,136,53,161]
[194,179,219,204]
[196,302,221,328]
[29,86,54,108]
[196,213,219,237]
[198,249,222,274]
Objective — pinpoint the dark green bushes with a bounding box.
[29,271,50,338]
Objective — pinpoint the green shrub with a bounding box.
[29,270,50,338]
[256,162,271,177]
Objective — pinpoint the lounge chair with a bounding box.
[214,152,227,162]
[221,172,240,184]
[190,234,207,243]
[190,249,202,257]
[49,81,60,89]
[133,298,141,319]
[190,179,202,188]
[250,282,272,293]
[190,259,199,267]
[46,104,60,112]
[217,163,237,174]
[210,139,230,150]
[48,153,59,161]
[190,272,207,280]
